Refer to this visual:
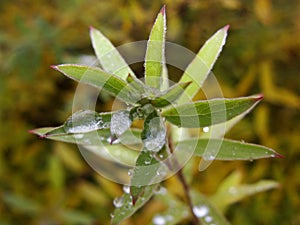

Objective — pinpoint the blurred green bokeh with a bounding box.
[0,0,299,224]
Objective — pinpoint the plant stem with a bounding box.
[167,134,200,225]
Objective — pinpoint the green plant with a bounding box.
[30,6,282,225]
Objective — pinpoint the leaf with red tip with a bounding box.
[144,5,167,89]
[162,95,263,128]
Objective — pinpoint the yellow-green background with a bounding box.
[0,0,299,224]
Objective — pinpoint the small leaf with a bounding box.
[177,25,229,104]
[130,150,161,204]
[151,81,192,108]
[30,126,142,147]
[162,95,263,128]
[126,73,146,93]
[111,184,158,225]
[144,5,166,89]
[210,173,279,212]
[52,64,141,104]
[175,138,282,161]
[90,27,136,80]
[2,192,41,215]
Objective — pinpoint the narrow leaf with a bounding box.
[162,95,263,128]
[30,126,142,147]
[151,81,192,108]
[52,64,141,104]
[90,27,136,80]
[111,184,158,225]
[210,175,279,212]
[144,5,166,89]
[175,138,283,161]
[126,73,146,93]
[177,25,229,104]
[130,150,161,204]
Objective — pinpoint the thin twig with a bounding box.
[167,133,200,225]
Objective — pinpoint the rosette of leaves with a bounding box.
[31,6,282,225]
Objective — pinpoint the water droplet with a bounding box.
[128,169,134,176]
[144,157,152,165]
[153,215,166,225]
[158,154,164,159]
[123,185,130,194]
[113,196,124,208]
[204,216,213,223]
[203,127,210,133]
[64,110,105,133]
[143,117,166,152]
[193,205,209,218]
[110,111,132,137]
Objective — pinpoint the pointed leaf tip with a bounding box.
[89,26,94,31]
[275,152,284,159]
[254,94,264,101]
[50,65,57,70]
[160,5,166,14]
[224,24,230,31]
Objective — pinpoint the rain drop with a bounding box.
[110,111,132,137]
[204,216,213,223]
[203,127,210,133]
[123,185,130,194]
[128,169,134,176]
[153,215,166,225]
[193,205,209,218]
[74,133,84,139]
[113,196,124,208]
[64,110,105,133]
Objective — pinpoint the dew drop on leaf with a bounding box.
[153,215,167,225]
[203,126,210,133]
[143,117,166,152]
[110,111,132,137]
[123,185,130,194]
[193,205,209,218]
[113,196,124,208]
[64,110,105,133]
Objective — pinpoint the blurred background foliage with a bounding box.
[0,0,299,224]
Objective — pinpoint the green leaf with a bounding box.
[210,171,279,212]
[177,25,229,104]
[175,138,282,161]
[90,27,136,80]
[30,126,142,147]
[191,190,231,225]
[151,81,192,108]
[126,73,146,93]
[59,209,94,224]
[162,95,263,128]
[111,184,158,225]
[130,150,161,204]
[2,192,41,215]
[144,5,166,89]
[52,64,141,104]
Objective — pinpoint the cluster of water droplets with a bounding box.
[64,110,109,133]
[143,116,166,152]
[110,110,132,137]
[193,205,217,225]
